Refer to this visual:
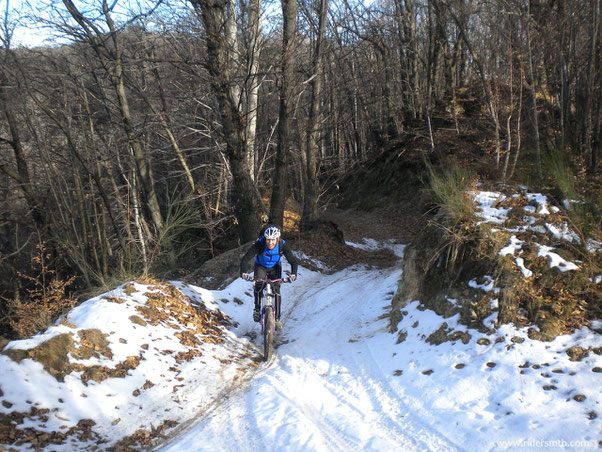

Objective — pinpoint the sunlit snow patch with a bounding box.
[499,235,523,257]
[472,191,509,224]
[468,275,499,293]
[346,238,405,258]
[537,245,579,272]
[293,251,330,272]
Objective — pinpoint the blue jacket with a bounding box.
[255,239,283,268]
[240,238,299,275]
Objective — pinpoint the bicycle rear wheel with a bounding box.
[263,306,274,361]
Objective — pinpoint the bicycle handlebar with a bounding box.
[252,277,292,283]
[242,274,296,283]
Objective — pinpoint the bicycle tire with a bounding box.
[263,306,274,361]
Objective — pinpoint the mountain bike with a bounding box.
[249,277,292,361]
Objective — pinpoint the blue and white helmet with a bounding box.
[264,226,281,240]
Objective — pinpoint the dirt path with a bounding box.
[323,202,425,245]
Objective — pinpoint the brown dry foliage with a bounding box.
[4,244,76,339]
[0,329,142,383]
[0,410,100,449]
[111,419,178,450]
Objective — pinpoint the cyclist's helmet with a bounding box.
[264,226,281,240]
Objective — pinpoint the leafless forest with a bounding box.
[0,0,600,338]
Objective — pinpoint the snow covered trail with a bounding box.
[159,264,461,452]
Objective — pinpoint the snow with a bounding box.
[1,193,600,450]
[468,275,500,293]
[515,256,533,278]
[472,191,509,225]
[499,235,523,257]
[538,245,579,272]
[482,188,587,278]
[346,238,406,258]
[1,257,600,451]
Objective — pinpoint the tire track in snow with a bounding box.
[159,262,461,451]
[155,354,275,452]
[276,266,457,451]
[258,370,364,452]
[354,271,465,452]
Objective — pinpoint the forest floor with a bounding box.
[323,200,425,245]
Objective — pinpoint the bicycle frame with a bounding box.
[250,277,291,361]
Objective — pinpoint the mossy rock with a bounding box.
[426,323,453,345]
[2,334,75,381]
[0,337,10,351]
[396,331,408,343]
[129,315,147,327]
[1,329,114,382]
[426,323,471,345]
[527,317,563,342]
[566,346,589,361]
[75,329,112,360]
[186,244,251,290]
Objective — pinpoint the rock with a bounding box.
[573,394,586,402]
[592,367,602,373]
[566,346,589,361]
[486,362,496,368]
[129,315,147,327]
[455,363,466,369]
[422,369,434,375]
[543,385,557,391]
[426,323,471,345]
[396,331,408,344]
[303,220,345,244]
[477,338,491,345]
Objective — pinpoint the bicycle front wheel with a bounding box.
[263,306,274,361]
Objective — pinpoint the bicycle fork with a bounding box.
[261,284,275,334]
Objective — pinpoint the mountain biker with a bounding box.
[240,225,298,330]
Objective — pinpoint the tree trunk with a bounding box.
[62,0,165,232]
[245,0,263,181]
[269,0,297,226]
[0,52,47,231]
[525,1,543,179]
[190,0,261,242]
[584,0,600,175]
[302,0,328,231]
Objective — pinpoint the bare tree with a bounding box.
[189,0,261,242]
[60,0,165,233]
[269,0,298,227]
[0,15,47,231]
[301,0,328,230]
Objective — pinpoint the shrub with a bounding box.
[543,147,601,241]
[425,160,478,225]
[4,243,76,339]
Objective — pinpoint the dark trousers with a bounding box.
[254,264,282,319]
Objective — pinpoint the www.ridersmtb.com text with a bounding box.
[496,439,598,449]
